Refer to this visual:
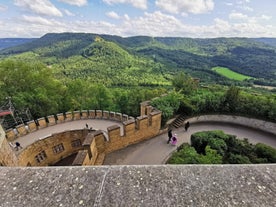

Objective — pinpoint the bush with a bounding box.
[169,130,276,164]
[254,143,276,163]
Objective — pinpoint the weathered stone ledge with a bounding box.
[0,165,275,206]
[187,115,276,136]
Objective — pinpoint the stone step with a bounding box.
[172,114,186,128]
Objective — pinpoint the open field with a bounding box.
[212,66,253,81]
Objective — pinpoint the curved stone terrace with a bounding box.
[10,114,276,165]
[12,119,124,154]
[2,115,276,206]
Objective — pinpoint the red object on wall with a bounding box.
[0,111,11,117]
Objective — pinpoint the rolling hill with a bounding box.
[1,33,276,86]
[0,38,36,50]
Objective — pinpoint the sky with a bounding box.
[0,0,275,38]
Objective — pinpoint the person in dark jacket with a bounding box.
[15,142,22,150]
[184,121,190,131]
[167,129,173,144]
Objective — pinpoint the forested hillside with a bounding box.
[1,33,275,86]
[0,38,36,50]
[0,33,276,127]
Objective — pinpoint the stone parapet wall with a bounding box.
[2,101,161,166]
[14,109,161,166]
[187,115,276,136]
[17,129,89,166]
[4,109,135,142]
[0,125,18,166]
[0,165,275,206]
[5,101,161,166]
[72,109,162,166]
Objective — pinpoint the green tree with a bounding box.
[151,91,183,126]
[227,153,251,164]
[221,85,240,112]
[167,144,200,164]
[198,146,223,164]
[91,84,113,110]
[0,60,65,117]
[254,143,276,163]
[172,72,198,95]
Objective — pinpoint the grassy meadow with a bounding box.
[212,66,253,81]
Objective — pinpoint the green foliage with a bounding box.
[197,146,223,164]
[1,34,276,125]
[170,130,276,165]
[254,143,276,163]
[221,86,240,112]
[167,144,222,164]
[227,153,252,164]
[151,91,183,126]
[177,97,195,115]
[188,85,276,122]
[0,60,65,117]
[167,144,200,164]
[172,71,198,94]
[189,87,224,114]
[2,33,276,86]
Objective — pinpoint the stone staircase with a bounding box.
[171,114,186,128]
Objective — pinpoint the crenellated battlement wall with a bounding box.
[5,109,135,141]
[17,129,90,166]
[15,108,161,166]
[2,101,162,166]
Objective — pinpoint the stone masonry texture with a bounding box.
[0,165,275,207]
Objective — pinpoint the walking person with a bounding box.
[184,121,190,131]
[15,142,22,150]
[171,134,178,146]
[167,129,173,144]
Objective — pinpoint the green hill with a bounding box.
[1,33,276,86]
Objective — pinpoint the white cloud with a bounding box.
[102,0,147,10]
[124,14,130,21]
[260,15,272,20]
[106,11,120,19]
[58,0,87,7]
[0,8,275,38]
[14,0,63,17]
[63,9,75,16]
[120,11,185,36]
[242,6,253,11]
[0,4,8,12]
[225,2,233,6]
[229,12,248,21]
[155,0,214,14]
[236,0,253,11]
[22,15,64,26]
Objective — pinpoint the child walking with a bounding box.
[171,134,178,146]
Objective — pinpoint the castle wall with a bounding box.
[104,111,161,156]
[72,150,90,166]
[0,125,18,166]
[17,129,88,166]
[3,102,162,166]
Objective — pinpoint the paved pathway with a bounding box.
[103,122,276,165]
[12,120,276,164]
